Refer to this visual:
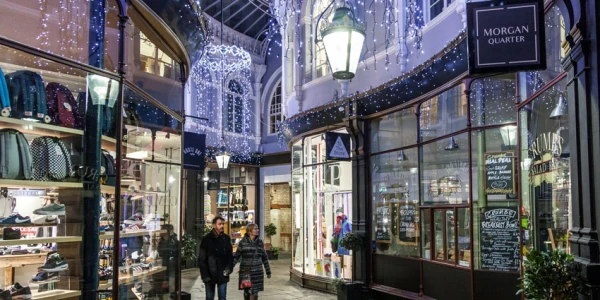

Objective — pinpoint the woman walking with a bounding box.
[233,224,271,300]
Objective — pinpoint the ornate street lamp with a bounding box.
[87,74,119,108]
[320,6,365,80]
[216,138,230,169]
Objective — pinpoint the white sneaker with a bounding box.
[32,215,58,225]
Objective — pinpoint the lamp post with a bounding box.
[320,5,365,80]
[216,138,231,169]
[87,74,119,107]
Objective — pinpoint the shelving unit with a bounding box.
[0,222,59,228]
[98,266,167,289]
[0,179,82,189]
[0,253,47,268]
[99,229,166,239]
[31,289,82,300]
[0,116,82,138]
[0,236,82,247]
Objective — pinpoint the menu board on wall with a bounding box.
[398,203,418,245]
[375,203,392,243]
[480,208,520,272]
[484,151,516,195]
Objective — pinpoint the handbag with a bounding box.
[239,246,260,290]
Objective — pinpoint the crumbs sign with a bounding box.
[467,0,545,74]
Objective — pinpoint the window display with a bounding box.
[291,131,353,281]
[203,166,257,252]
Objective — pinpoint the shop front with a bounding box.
[279,1,586,298]
[0,0,200,299]
[290,130,354,291]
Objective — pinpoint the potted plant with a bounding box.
[336,232,364,300]
[264,223,277,251]
[268,246,280,260]
[331,278,346,293]
[181,233,197,269]
[518,249,582,299]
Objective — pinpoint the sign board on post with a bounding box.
[467,0,545,74]
[326,132,351,161]
[183,132,206,170]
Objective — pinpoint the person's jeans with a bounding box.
[205,283,227,300]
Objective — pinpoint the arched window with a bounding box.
[312,0,332,79]
[269,81,284,134]
[226,80,245,134]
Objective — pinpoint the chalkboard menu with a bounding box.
[484,151,516,195]
[398,203,418,245]
[480,208,520,272]
[375,203,392,243]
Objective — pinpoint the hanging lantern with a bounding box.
[321,6,365,80]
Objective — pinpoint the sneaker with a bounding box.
[9,283,31,300]
[100,225,115,232]
[124,215,144,225]
[33,203,65,215]
[0,289,11,300]
[32,215,58,225]
[40,255,68,272]
[125,224,146,231]
[30,271,59,284]
[0,214,31,225]
[99,269,112,283]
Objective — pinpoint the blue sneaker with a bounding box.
[30,271,59,284]
[0,214,31,225]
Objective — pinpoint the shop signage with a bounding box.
[480,208,520,272]
[375,203,392,243]
[397,203,418,245]
[325,132,351,161]
[484,151,516,195]
[207,170,220,190]
[183,132,206,170]
[467,0,546,74]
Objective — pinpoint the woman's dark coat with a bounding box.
[233,235,271,293]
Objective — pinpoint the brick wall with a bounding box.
[264,183,292,251]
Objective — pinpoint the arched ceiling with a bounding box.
[199,0,272,40]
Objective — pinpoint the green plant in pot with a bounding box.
[518,249,582,300]
[181,233,197,269]
[264,223,277,250]
[335,232,364,300]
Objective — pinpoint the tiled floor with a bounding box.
[182,253,336,300]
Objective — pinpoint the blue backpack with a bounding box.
[4,70,48,121]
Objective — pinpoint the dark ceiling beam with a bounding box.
[214,0,239,19]
[245,15,268,36]
[233,6,262,30]
[248,0,270,14]
[224,1,255,24]
[201,0,221,12]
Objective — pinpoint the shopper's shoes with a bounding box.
[0,289,11,300]
[31,215,57,225]
[0,214,31,225]
[33,203,65,216]
[30,271,59,284]
[40,256,68,272]
[9,283,31,300]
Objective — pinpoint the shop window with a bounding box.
[470,76,517,127]
[292,132,353,280]
[471,127,520,271]
[138,32,175,79]
[520,79,569,254]
[371,107,418,153]
[269,81,284,134]
[420,84,466,141]
[519,6,566,100]
[420,133,469,205]
[414,0,453,23]
[310,0,333,79]
[421,208,470,266]
[372,149,420,257]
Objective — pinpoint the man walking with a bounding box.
[198,216,233,300]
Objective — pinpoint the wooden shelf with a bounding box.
[98,266,167,289]
[0,116,82,138]
[0,179,82,189]
[0,236,81,247]
[0,222,59,228]
[100,229,166,239]
[31,289,81,300]
[101,185,115,194]
[0,252,47,268]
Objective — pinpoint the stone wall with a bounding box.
[265,183,292,251]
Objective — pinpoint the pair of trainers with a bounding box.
[1,283,31,300]
[39,251,68,272]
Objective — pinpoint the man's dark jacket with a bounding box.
[198,230,233,284]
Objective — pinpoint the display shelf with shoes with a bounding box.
[0,253,48,269]
[29,289,81,300]
[99,229,167,239]
[0,180,82,190]
[0,237,82,247]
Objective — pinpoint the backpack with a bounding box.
[30,136,73,181]
[0,67,10,117]
[0,129,33,180]
[4,70,48,121]
[45,83,83,129]
[100,150,116,186]
[77,92,117,136]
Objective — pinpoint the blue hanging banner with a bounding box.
[326,132,351,161]
[183,132,206,170]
